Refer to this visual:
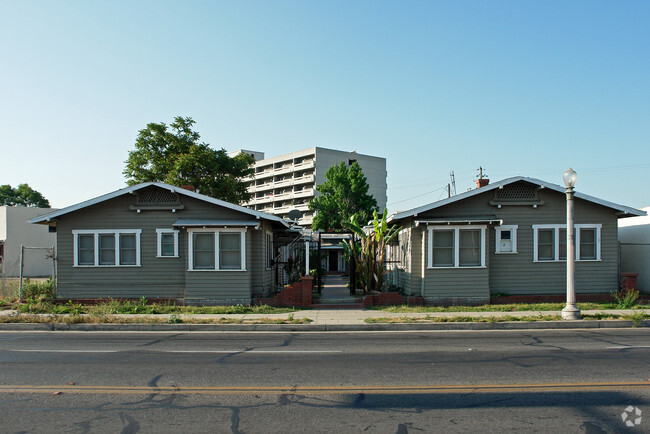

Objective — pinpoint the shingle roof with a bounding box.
[28,182,290,228]
[389,176,646,222]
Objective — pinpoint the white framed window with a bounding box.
[532,224,601,262]
[187,228,246,271]
[495,225,518,254]
[156,229,179,258]
[427,226,486,268]
[73,230,141,267]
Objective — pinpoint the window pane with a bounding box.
[537,229,554,260]
[459,230,481,266]
[161,233,175,256]
[193,233,215,269]
[433,231,453,247]
[220,233,240,251]
[99,234,115,265]
[120,234,137,265]
[220,233,241,269]
[559,229,567,260]
[78,234,95,265]
[498,229,512,252]
[580,228,596,260]
[432,230,454,267]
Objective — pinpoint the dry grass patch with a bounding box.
[369,302,638,313]
[0,312,312,325]
[364,313,650,324]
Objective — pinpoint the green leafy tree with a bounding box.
[309,162,378,231]
[123,116,254,204]
[0,184,50,207]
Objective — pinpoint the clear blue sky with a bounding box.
[1,0,648,211]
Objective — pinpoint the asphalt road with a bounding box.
[1,329,649,433]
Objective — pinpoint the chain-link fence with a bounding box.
[1,245,55,298]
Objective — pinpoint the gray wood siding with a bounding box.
[248,227,274,296]
[55,189,269,300]
[487,192,619,295]
[406,185,622,296]
[261,223,274,295]
[419,225,490,299]
[408,227,425,296]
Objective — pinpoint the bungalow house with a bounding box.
[29,183,292,304]
[387,176,645,305]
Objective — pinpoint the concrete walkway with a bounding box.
[318,274,360,304]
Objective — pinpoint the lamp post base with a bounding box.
[561,304,581,320]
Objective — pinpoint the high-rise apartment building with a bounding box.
[233,147,387,226]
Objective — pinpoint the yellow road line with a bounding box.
[0,382,648,395]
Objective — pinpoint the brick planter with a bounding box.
[257,276,313,308]
[362,292,409,307]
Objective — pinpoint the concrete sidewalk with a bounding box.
[1,307,648,331]
[261,308,650,325]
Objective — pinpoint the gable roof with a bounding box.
[28,182,290,228]
[389,176,646,222]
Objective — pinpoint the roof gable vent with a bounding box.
[129,186,185,211]
[490,182,544,207]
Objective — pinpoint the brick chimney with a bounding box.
[180,185,195,192]
[476,178,489,188]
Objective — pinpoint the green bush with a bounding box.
[611,288,640,309]
[21,279,55,301]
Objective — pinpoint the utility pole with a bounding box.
[449,171,456,196]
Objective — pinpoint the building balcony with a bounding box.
[272,165,294,176]
[293,188,314,199]
[251,195,274,205]
[273,205,293,213]
[253,168,274,179]
[274,178,292,188]
[294,160,315,170]
[252,181,274,191]
[273,192,291,200]
[293,174,315,185]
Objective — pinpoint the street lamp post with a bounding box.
[562,167,581,320]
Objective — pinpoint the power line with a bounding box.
[388,186,447,206]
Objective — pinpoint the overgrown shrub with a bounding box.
[611,288,640,309]
[21,279,54,301]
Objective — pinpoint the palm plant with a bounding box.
[342,209,401,293]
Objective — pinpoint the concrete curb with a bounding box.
[0,320,647,332]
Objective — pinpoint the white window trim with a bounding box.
[427,225,486,269]
[532,224,601,262]
[187,228,247,272]
[576,224,602,261]
[495,225,518,254]
[72,229,142,267]
[156,228,179,258]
